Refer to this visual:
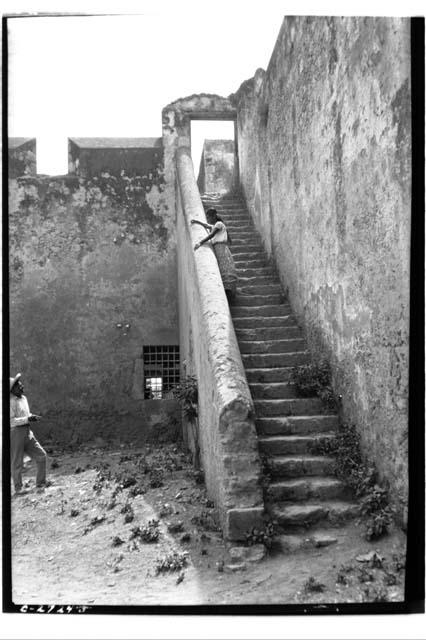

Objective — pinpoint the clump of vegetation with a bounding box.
[130,520,160,543]
[155,551,189,574]
[303,577,327,594]
[111,535,125,547]
[173,376,198,422]
[190,510,219,532]
[312,424,394,540]
[336,563,355,585]
[392,552,405,573]
[244,521,277,550]
[360,487,394,541]
[149,468,164,488]
[290,359,336,410]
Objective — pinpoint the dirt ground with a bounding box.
[11,440,406,607]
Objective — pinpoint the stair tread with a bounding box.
[271,501,359,513]
[269,477,343,488]
[268,454,336,463]
[259,432,336,441]
[255,397,323,404]
[257,414,337,421]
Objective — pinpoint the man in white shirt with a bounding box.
[10,373,48,495]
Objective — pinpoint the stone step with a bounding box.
[232,252,266,263]
[231,234,262,241]
[238,275,280,286]
[234,258,269,268]
[239,338,306,354]
[258,432,335,453]
[236,326,301,341]
[232,239,260,247]
[233,294,285,307]
[233,315,295,329]
[238,283,282,296]
[242,351,310,368]
[223,213,253,219]
[227,224,256,232]
[256,415,339,435]
[267,455,336,478]
[254,397,324,417]
[249,382,300,399]
[231,304,292,318]
[202,203,246,208]
[201,199,244,204]
[235,267,276,278]
[246,367,295,383]
[267,477,347,502]
[230,245,263,254]
[270,501,360,528]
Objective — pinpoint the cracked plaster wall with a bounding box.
[9,147,179,444]
[234,17,410,517]
[197,139,236,195]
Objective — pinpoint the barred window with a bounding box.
[143,345,180,399]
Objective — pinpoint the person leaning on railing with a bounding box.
[191,207,237,302]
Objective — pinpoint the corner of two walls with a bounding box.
[235,16,411,519]
[9,139,180,446]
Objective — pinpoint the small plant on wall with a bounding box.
[173,375,198,422]
[290,359,336,410]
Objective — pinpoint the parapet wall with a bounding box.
[234,16,411,516]
[9,140,180,444]
[68,138,163,178]
[8,138,37,178]
[176,146,264,540]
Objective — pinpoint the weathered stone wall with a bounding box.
[234,17,410,516]
[176,146,263,540]
[197,139,236,195]
[9,147,180,445]
[68,138,163,178]
[9,138,37,178]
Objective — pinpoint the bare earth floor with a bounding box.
[11,442,406,607]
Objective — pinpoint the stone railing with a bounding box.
[175,145,264,540]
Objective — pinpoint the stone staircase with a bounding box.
[201,192,359,533]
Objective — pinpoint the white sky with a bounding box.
[8,11,284,174]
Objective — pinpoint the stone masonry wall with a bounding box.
[197,139,236,195]
[234,17,411,516]
[9,138,37,178]
[68,138,163,178]
[9,147,180,445]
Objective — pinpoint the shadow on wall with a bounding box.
[9,137,180,443]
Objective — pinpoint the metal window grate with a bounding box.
[143,345,180,399]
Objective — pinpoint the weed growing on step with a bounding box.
[290,359,336,410]
[173,375,198,422]
[312,423,393,540]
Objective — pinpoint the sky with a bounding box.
[7,11,284,174]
